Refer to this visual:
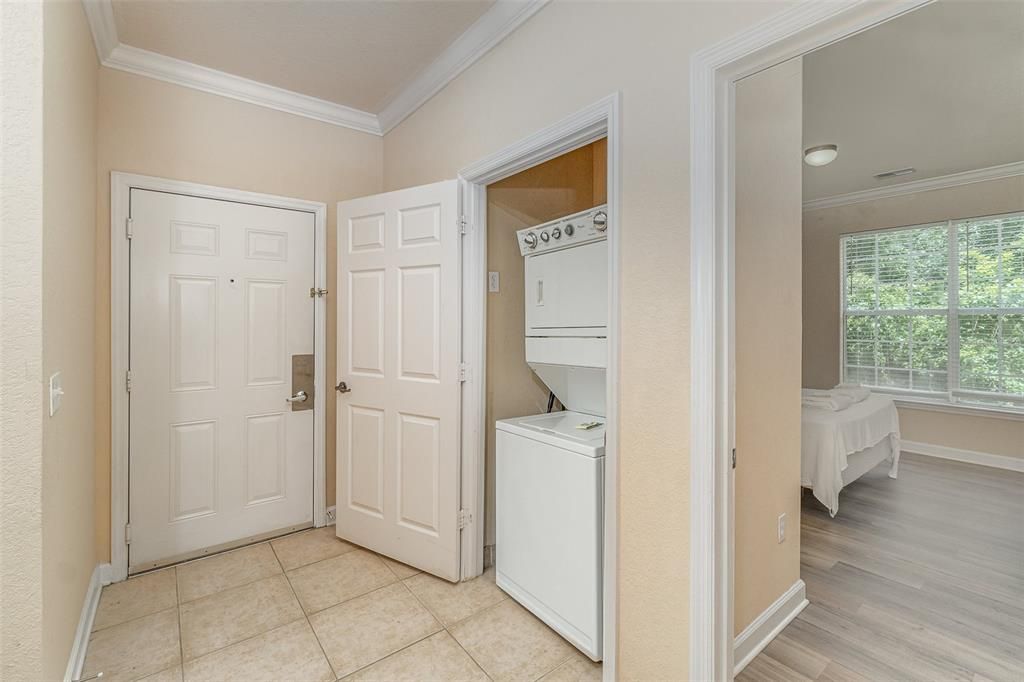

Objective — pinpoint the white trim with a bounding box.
[103,44,381,135]
[902,441,1024,473]
[804,161,1024,211]
[109,172,328,582]
[893,397,1024,422]
[64,563,112,682]
[457,93,620,681]
[81,0,116,60]
[377,0,550,134]
[83,0,549,135]
[689,2,934,679]
[733,580,808,676]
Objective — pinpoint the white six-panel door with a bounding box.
[336,180,461,582]
[129,189,315,573]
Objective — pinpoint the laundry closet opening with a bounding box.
[484,138,608,662]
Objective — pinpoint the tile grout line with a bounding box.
[174,538,316,669]
[268,534,338,679]
[400,575,498,681]
[175,541,287,606]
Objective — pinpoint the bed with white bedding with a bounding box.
[801,392,900,516]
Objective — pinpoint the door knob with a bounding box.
[335,381,352,394]
[286,390,308,403]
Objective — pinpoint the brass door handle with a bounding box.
[335,381,351,394]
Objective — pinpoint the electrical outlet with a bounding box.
[325,507,337,524]
[778,513,786,543]
[488,271,500,293]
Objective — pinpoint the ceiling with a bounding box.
[111,0,495,113]
[802,0,1024,201]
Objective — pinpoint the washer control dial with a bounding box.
[593,211,608,232]
[564,223,575,236]
[551,227,562,239]
[540,230,550,242]
[523,232,538,249]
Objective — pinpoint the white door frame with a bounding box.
[687,1,933,679]
[109,171,328,582]
[457,93,620,679]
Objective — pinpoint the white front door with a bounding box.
[129,189,315,573]
[336,180,461,582]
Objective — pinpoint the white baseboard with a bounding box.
[902,440,1024,473]
[65,563,112,682]
[734,579,808,676]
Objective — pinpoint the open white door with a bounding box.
[336,180,462,582]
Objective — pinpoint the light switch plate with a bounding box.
[488,271,500,293]
[49,372,64,417]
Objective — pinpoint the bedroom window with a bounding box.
[841,211,1024,411]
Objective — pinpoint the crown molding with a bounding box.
[82,0,117,60]
[81,0,550,136]
[103,44,382,134]
[376,0,550,134]
[803,161,1024,211]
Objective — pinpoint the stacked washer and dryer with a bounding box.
[495,204,608,662]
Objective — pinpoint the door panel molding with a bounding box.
[335,179,460,582]
[110,171,327,582]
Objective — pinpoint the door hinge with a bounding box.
[309,287,329,298]
[458,362,469,382]
[125,370,132,393]
[732,448,737,469]
[124,523,132,545]
[459,215,469,235]
[125,217,133,240]
[458,509,472,530]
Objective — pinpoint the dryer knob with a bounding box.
[564,223,575,236]
[593,211,608,232]
[523,233,538,249]
[540,231,550,242]
[551,227,562,239]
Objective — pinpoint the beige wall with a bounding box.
[94,68,384,561]
[733,59,804,634]
[0,1,45,676]
[485,140,606,546]
[803,175,1024,459]
[42,1,100,677]
[381,1,795,673]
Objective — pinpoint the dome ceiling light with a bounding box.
[804,144,838,167]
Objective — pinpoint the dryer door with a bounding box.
[525,240,607,337]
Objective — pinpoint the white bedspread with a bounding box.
[802,393,901,516]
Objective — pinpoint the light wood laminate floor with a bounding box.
[739,452,1024,682]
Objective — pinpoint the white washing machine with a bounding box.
[496,411,605,661]
[496,204,608,661]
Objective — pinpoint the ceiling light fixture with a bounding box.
[804,144,838,167]
[874,167,916,179]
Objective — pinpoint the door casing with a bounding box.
[457,93,621,681]
[109,171,328,583]
[688,1,934,679]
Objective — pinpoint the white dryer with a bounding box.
[496,205,608,661]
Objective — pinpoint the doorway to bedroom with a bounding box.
[731,1,1024,679]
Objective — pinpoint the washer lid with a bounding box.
[495,411,605,457]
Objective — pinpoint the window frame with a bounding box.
[839,210,1024,417]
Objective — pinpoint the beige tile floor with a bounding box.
[83,526,602,682]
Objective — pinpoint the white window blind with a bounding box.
[841,212,1024,409]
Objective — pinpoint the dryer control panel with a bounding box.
[516,204,608,256]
